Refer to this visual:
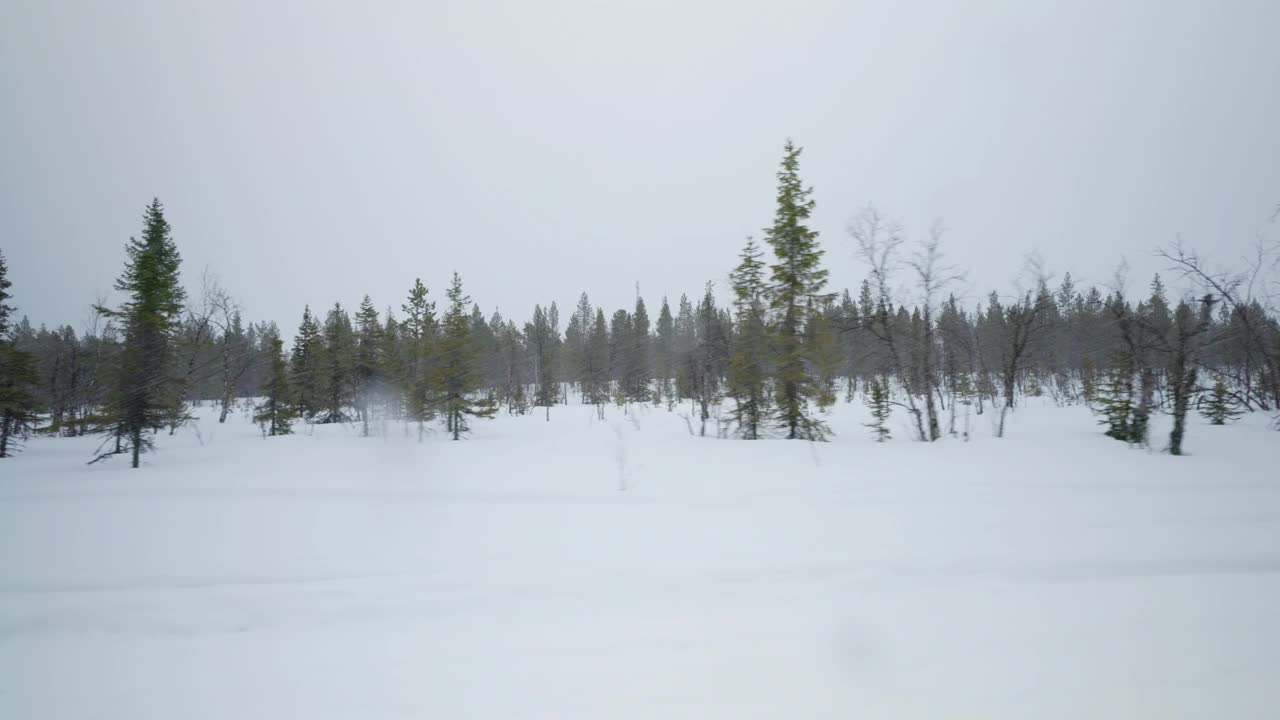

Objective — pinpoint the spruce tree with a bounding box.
[290,306,325,420]
[353,296,383,435]
[726,239,772,439]
[526,304,558,419]
[625,295,651,403]
[1097,352,1134,441]
[254,333,297,436]
[432,273,496,439]
[865,377,891,442]
[585,308,611,417]
[763,141,830,440]
[653,297,675,407]
[94,199,187,468]
[0,250,39,458]
[401,278,437,436]
[1202,378,1243,425]
[319,303,355,423]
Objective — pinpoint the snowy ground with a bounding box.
[2,400,1279,718]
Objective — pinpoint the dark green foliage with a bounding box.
[0,251,40,457]
[254,334,296,436]
[526,304,558,416]
[432,273,497,439]
[319,303,355,424]
[353,296,383,434]
[401,278,438,431]
[726,239,771,439]
[290,306,325,420]
[1097,352,1134,441]
[865,377,891,442]
[763,141,830,440]
[625,296,651,403]
[1202,378,1243,425]
[94,199,188,468]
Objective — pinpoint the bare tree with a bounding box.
[905,221,964,441]
[995,257,1053,438]
[850,205,927,442]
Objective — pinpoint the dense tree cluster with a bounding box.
[2,146,1277,466]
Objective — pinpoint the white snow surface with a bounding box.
[2,401,1279,718]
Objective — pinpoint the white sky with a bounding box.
[3,0,1278,332]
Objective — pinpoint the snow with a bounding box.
[2,401,1279,718]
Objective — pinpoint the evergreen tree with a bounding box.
[585,308,611,417]
[0,250,39,457]
[763,141,830,440]
[353,295,383,435]
[290,306,325,420]
[865,377,891,442]
[726,239,772,439]
[432,273,497,439]
[1202,377,1243,425]
[1098,352,1134,441]
[673,293,696,401]
[253,333,296,436]
[625,295,651,403]
[653,297,675,406]
[401,279,437,436]
[689,284,729,436]
[526,304,558,419]
[94,199,187,468]
[319,303,355,424]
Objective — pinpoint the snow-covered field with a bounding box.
[2,401,1279,718]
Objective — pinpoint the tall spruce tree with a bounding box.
[290,306,325,420]
[432,273,496,439]
[727,239,772,438]
[0,250,39,458]
[625,295,651,403]
[353,296,383,435]
[585,308,611,417]
[319,303,355,423]
[764,141,830,440]
[94,199,187,468]
[401,278,437,436]
[254,333,296,436]
[526,304,558,419]
[653,297,675,407]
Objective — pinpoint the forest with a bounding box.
[2,143,1277,465]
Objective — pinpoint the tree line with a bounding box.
[2,143,1277,465]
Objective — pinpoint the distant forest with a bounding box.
[2,143,1277,465]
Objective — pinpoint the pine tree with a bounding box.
[353,295,383,435]
[401,279,437,436]
[865,378,891,442]
[432,273,496,439]
[690,284,729,436]
[585,308,611,417]
[1097,352,1134,441]
[625,295,651,403]
[254,333,296,436]
[94,199,187,468]
[763,140,830,440]
[290,306,325,420]
[726,239,772,439]
[653,298,675,406]
[1202,377,1243,425]
[0,250,40,458]
[526,304,558,419]
[319,303,355,424]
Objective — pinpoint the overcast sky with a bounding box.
[3,0,1278,332]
